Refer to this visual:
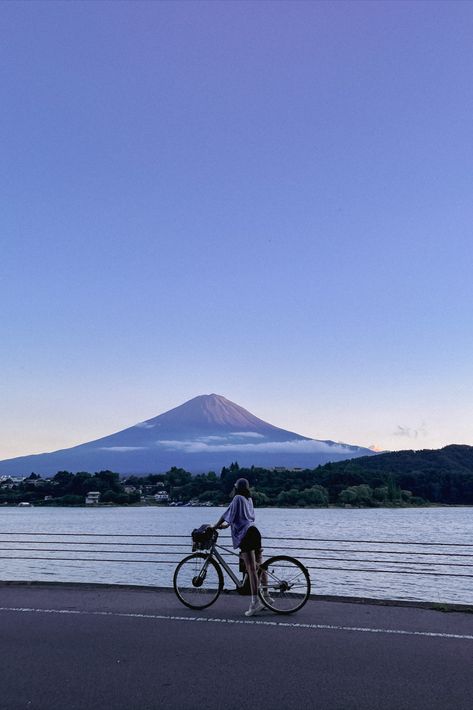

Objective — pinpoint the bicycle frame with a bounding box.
[175,536,311,613]
[202,541,245,589]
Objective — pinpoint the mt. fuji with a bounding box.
[0,394,374,475]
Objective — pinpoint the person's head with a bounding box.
[233,477,251,499]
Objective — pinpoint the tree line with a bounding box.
[2,444,473,506]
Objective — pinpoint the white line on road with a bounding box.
[0,606,472,641]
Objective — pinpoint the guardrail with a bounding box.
[0,532,472,577]
[0,532,472,607]
[0,532,472,605]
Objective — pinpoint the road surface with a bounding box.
[0,584,472,709]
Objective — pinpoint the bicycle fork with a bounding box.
[192,556,212,588]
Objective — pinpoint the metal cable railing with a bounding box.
[0,530,472,617]
[0,533,472,580]
[0,548,472,568]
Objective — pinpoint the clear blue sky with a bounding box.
[2,0,472,458]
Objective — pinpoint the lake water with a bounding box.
[0,506,471,605]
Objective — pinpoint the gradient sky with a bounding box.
[2,0,473,459]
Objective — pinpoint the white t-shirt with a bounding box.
[222,494,255,549]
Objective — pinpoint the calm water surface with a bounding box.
[0,506,471,604]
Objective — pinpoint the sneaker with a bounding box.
[244,600,265,617]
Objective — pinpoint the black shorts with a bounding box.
[239,525,262,553]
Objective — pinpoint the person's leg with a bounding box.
[256,548,273,602]
[241,550,258,598]
[241,549,264,616]
[255,548,267,590]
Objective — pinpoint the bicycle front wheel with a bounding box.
[259,555,310,614]
[173,553,223,610]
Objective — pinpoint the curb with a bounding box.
[0,580,471,613]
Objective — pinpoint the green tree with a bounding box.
[277,489,305,507]
[338,487,358,505]
[373,486,389,503]
[303,485,329,506]
[339,484,373,506]
[102,490,119,504]
[53,471,74,490]
[166,467,192,487]
[252,491,270,507]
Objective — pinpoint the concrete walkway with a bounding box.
[0,584,472,710]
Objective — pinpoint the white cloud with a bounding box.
[100,446,147,452]
[196,435,229,443]
[193,433,266,443]
[393,423,428,439]
[369,444,383,452]
[134,422,155,429]
[157,438,361,455]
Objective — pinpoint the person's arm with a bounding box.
[213,497,238,529]
[213,510,230,529]
[213,518,230,529]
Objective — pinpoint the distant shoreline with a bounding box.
[0,502,431,509]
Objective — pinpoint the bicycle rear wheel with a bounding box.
[173,552,223,610]
[259,555,310,614]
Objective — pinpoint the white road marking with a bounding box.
[0,605,472,641]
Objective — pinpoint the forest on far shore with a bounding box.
[2,444,473,507]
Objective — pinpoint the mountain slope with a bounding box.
[317,443,473,476]
[0,394,374,475]
[310,444,473,504]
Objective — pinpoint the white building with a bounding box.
[154,491,169,503]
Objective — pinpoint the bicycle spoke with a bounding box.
[173,553,222,610]
[260,556,310,614]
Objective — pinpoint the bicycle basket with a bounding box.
[191,524,216,551]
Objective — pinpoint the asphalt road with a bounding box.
[0,584,472,710]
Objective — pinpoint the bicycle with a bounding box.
[173,525,311,614]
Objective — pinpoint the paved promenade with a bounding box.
[0,584,472,710]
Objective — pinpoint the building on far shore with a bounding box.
[85,491,100,505]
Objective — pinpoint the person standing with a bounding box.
[213,477,267,616]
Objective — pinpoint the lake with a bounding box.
[0,506,471,605]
